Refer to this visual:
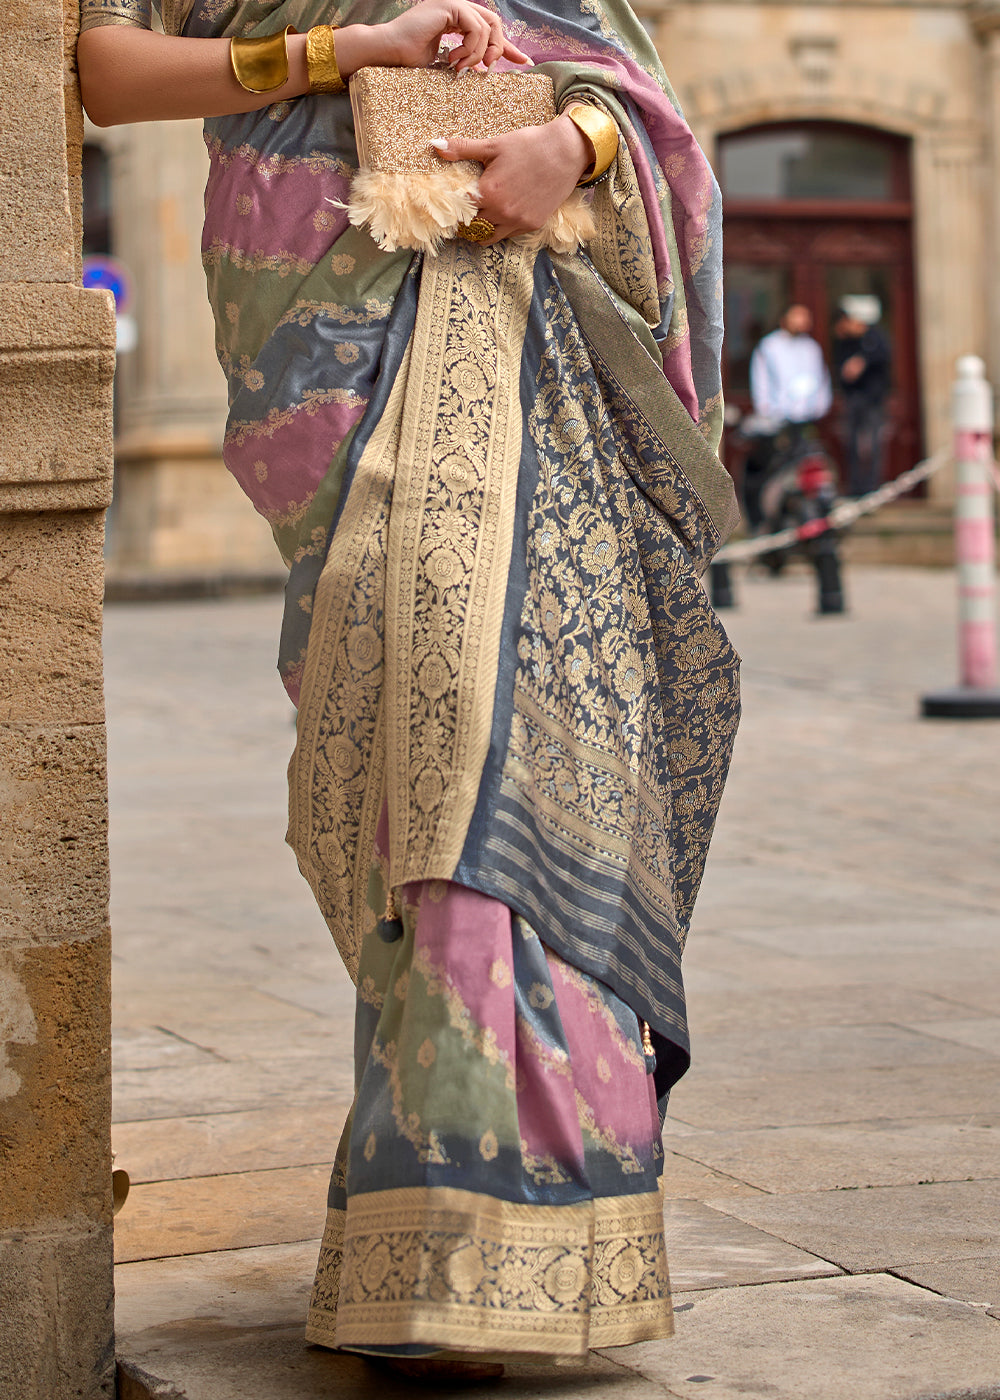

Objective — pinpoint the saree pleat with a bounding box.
[305,810,672,1356]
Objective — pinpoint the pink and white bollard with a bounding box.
[922,355,1000,717]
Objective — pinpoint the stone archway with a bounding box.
[1,3,116,1396]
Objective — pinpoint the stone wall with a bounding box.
[0,2,117,1396]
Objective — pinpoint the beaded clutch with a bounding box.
[342,65,596,255]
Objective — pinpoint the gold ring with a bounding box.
[456,216,496,244]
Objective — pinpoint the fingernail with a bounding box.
[429,138,449,151]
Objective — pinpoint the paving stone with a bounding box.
[114,1165,333,1264]
[721,916,1000,959]
[691,866,936,934]
[118,1331,671,1400]
[116,1244,678,1400]
[901,1017,1000,1057]
[113,1028,223,1074]
[707,1180,1000,1272]
[111,981,340,1031]
[669,1062,1000,1131]
[664,1118,1000,1194]
[112,1058,356,1123]
[892,1257,1000,1313]
[102,575,1000,1400]
[115,1241,318,1336]
[916,980,1000,1018]
[113,1103,351,1184]
[661,1151,764,1202]
[603,1274,1000,1400]
[684,982,972,1035]
[663,1200,840,1291]
[690,1023,986,1080]
[153,1017,349,1065]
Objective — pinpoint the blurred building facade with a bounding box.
[86,0,1000,577]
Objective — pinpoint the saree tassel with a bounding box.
[383,885,400,922]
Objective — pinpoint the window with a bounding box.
[720,124,909,204]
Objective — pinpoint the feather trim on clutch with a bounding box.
[338,65,597,256]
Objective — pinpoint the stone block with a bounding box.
[113,1164,332,1264]
[707,1179,1000,1273]
[0,933,111,1229]
[0,511,106,725]
[0,723,109,945]
[0,284,115,506]
[0,1222,114,1400]
[606,1274,1000,1400]
[0,33,76,283]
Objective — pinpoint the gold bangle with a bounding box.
[565,103,619,187]
[306,24,345,95]
[230,25,297,94]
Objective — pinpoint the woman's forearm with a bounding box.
[77,25,384,127]
[77,2,530,128]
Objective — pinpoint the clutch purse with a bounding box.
[342,64,597,255]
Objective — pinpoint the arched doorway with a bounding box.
[720,121,922,484]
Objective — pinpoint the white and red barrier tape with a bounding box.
[714,448,953,566]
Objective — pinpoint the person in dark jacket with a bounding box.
[833,295,892,498]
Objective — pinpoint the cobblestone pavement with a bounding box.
[106,565,1000,1400]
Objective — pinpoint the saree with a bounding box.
[82,0,740,1359]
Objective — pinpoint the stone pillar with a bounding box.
[913,126,989,498]
[972,3,1000,398]
[109,118,276,577]
[0,3,116,1397]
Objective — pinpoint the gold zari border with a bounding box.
[305,1184,671,1358]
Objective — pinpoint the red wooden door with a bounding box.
[719,123,922,486]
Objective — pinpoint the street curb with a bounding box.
[117,1356,190,1400]
[104,571,286,604]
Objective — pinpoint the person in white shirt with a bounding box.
[750,304,832,428]
[743,304,832,526]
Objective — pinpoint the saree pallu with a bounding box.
[126,0,741,1358]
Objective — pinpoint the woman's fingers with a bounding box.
[431,135,497,164]
[444,2,531,69]
[445,4,489,68]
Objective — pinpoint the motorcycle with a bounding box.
[738,418,845,614]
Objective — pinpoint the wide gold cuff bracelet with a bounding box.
[230,25,297,95]
[306,24,346,95]
[566,103,619,186]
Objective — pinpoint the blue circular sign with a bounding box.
[82,255,133,315]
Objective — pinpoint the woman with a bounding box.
[79,0,740,1373]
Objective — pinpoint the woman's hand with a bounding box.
[370,1,531,72]
[433,115,593,243]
